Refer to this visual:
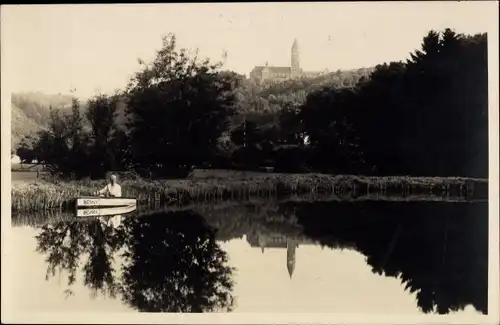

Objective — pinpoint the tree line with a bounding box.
[16,28,488,179]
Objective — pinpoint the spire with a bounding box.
[287,263,294,278]
[291,38,300,77]
[286,239,296,279]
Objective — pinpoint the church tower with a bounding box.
[291,38,300,78]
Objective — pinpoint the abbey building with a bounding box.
[249,39,328,84]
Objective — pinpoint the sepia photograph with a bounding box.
[1,2,499,324]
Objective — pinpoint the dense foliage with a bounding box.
[16,28,488,179]
[351,29,488,177]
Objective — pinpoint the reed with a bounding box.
[11,173,488,213]
[12,190,488,229]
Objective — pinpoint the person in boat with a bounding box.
[95,173,122,197]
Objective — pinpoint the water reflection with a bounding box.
[36,214,124,299]
[289,201,488,315]
[11,199,488,315]
[34,210,235,312]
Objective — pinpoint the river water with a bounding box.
[6,199,488,315]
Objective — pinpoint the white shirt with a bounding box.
[99,183,122,197]
[100,215,122,228]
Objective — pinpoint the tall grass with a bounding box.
[12,190,488,229]
[11,173,488,213]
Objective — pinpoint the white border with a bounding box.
[1,2,499,324]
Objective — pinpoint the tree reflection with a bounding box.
[35,218,123,298]
[34,210,235,312]
[36,221,88,295]
[162,200,487,315]
[83,219,123,298]
[290,201,488,315]
[32,199,487,315]
[119,211,235,312]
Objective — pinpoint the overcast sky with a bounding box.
[1,2,495,99]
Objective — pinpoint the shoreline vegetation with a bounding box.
[12,189,488,228]
[11,171,488,213]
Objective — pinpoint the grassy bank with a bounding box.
[11,163,46,172]
[11,173,488,213]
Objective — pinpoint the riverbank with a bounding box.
[11,172,488,213]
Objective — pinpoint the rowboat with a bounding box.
[76,205,137,217]
[75,196,137,208]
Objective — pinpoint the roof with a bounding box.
[267,66,292,74]
[302,71,323,76]
[251,65,292,75]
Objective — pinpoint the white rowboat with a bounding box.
[76,205,137,217]
[76,196,137,208]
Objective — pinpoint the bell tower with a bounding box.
[291,38,300,78]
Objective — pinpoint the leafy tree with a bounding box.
[278,101,303,145]
[126,34,239,177]
[401,29,488,177]
[350,61,407,174]
[65,99,89,178]
[33,130,53,164]
[28,100,91,179]
[300,87,365,173]
[86,94,127,178]
[16,134,38,163]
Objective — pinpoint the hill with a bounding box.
[259,67,375,98]
[10,67,374,149]
[11,92,75,148]
[235,67,375,115]
[12,92,74,124]
[11,103,46,149]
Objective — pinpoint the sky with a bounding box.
[1,2,496,99]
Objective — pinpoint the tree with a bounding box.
[350,61,407,175]
[126,34,239,177]
[33,130,53,164]
[65,98,89,178]
[36,101,91,179]
[278,101,302,145]
[16,134,38,164]
[344,29,488,177]
[85,94,126,178]
[299,87,365,173]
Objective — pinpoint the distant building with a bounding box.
[246,232,316,279]
[249,39,328,84]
